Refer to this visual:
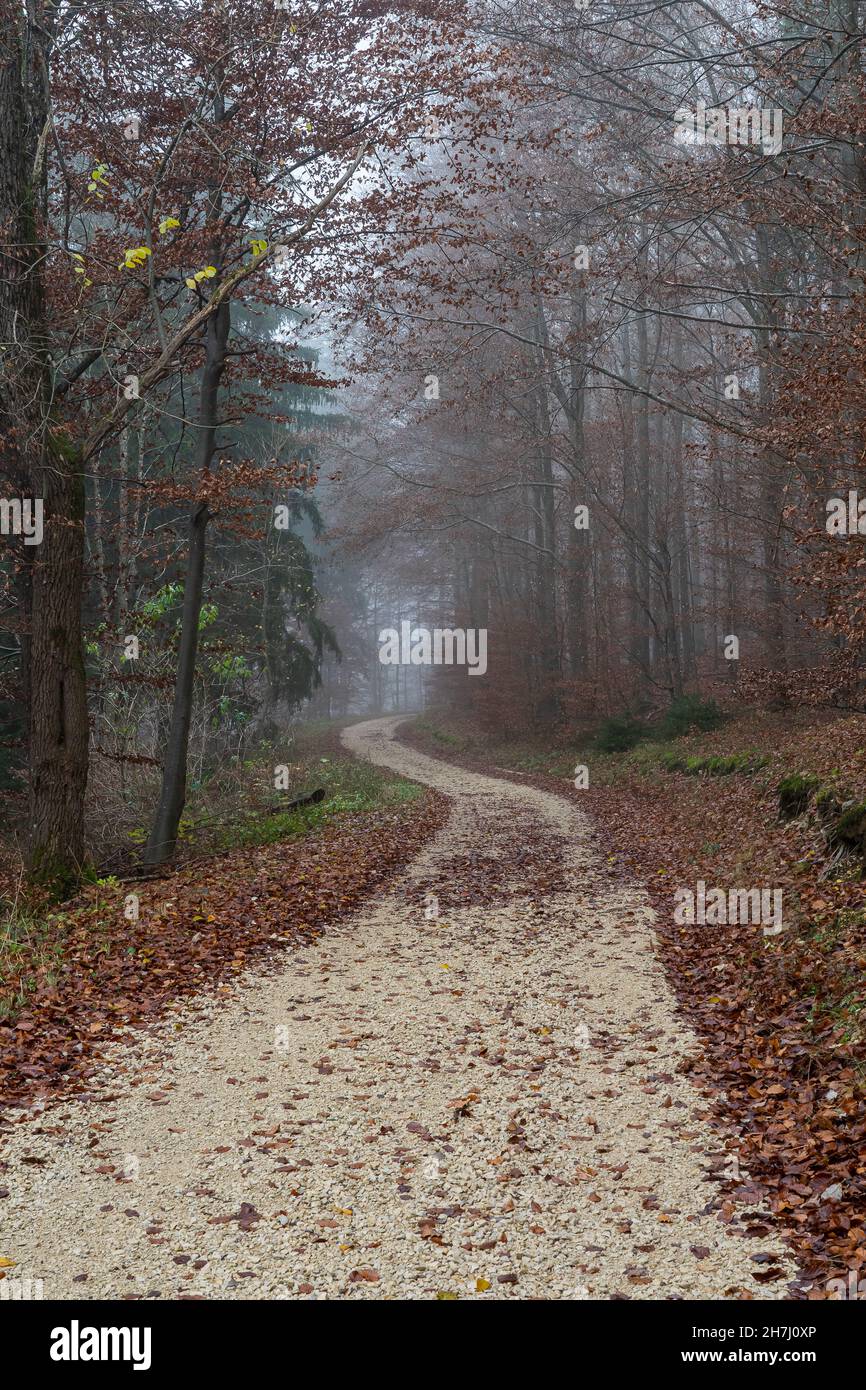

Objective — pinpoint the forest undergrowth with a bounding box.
[0,723,446,1116]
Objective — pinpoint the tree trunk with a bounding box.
[565,290,590,680]
[1,6,89,896]
[143,500,210,865]
[143,298,229,866]
[28,443,89,892]
[634,290,653,693]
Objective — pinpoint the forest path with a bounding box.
[1,716,791,1300]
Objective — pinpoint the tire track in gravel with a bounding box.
[0,716,793,1300]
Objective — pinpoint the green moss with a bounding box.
[831,801,866,852]
[660,749,769,778]
[27,847,84,902]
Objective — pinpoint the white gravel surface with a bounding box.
[0,716,793,1300]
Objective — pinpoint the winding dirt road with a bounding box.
[0,717,791,1299]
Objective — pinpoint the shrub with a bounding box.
[658,694,724,739]
[595,716,647,753]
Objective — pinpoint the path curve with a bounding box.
[0,716,791,1299]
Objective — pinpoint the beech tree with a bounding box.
[1,0,88,895]
[316,0,866,726]
[1,0,496,884]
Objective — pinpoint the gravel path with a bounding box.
[0,716,792,1300]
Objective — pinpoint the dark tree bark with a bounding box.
[1,3,89,896]
[144,66,233,868]
[633,290,653,692]
[143,298,229,866]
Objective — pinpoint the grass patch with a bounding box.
[0,894,67,1022]
[216,771,423,851]
[778,772,821,820]
[412,717,478,753]
[662,749,769,777]
[1,730,425,1026]
[118,731,421,862]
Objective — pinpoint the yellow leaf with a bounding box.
[0,1258,16,1269]
[476,1278,491,1292]
[120,246,151,270]
[185,278,196,289]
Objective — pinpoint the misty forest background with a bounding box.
[3,0,866,893]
